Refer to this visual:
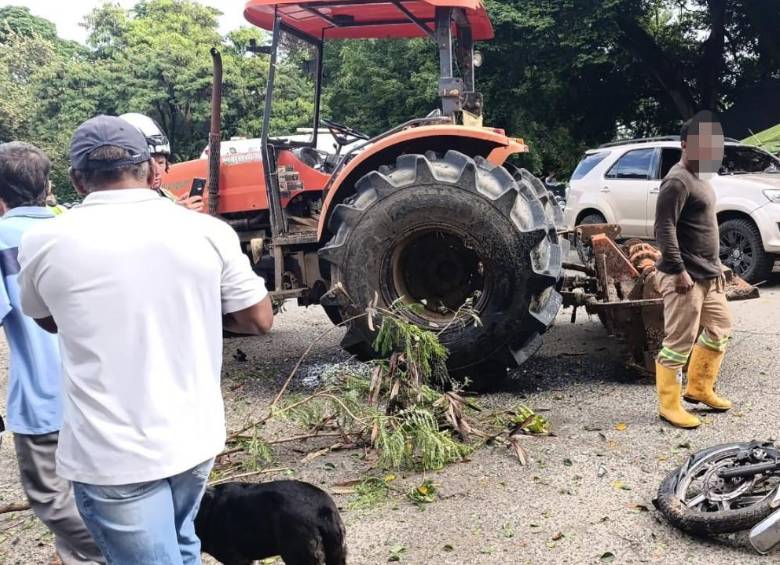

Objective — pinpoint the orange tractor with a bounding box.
[163,0,565,385]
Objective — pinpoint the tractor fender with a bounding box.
[317,125,528,240]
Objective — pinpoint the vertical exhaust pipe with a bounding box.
[208,47,223,217]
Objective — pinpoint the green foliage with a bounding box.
[490,404,551,435]
[0,31,53,143]
[510,405,551,435]
[407,479,437,507]
[240,430,273,471]
[398,408,472,470]
[373,304,449,386]
[224,304,551,488]
[0,6,57,43]
[348,476,391,510]
[370,408,472,471]
[276,394,328,429]
[2,0,775,200]
[0,0,314,202]
[324,38,438,135]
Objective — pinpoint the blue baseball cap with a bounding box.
[70,115,151,171]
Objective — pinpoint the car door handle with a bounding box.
[600,186,610,193]
[649,187,660,194]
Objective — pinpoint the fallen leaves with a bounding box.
[507,432,529,465]
[407,480,438,506]
[611,480,632,491]
[500,523,516,539]
[614,423,628,431]
[387,543,406,562]
[348,477,392,510]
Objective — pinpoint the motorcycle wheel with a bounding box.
[656,442,780,535]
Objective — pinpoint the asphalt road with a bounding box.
[1,273,779,564]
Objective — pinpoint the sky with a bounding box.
[5,1,252,42]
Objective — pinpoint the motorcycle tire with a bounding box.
[656,442,780,536]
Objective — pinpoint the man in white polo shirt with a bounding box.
[18,115,273,564]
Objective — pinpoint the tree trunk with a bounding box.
[615,15,698,119]
[698,0,727,110]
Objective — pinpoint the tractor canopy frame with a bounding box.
[244,0,493,238]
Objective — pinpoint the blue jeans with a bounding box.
[73,459,213,565]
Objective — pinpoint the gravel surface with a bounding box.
[1,274,779,564]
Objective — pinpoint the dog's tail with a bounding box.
[319,506,347,565]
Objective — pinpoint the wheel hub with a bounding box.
[389,229,487,325]
[720,228,753,275]
[702,460,756,502]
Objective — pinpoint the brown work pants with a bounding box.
[655,271,732,369]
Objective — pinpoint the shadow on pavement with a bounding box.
[496,317,651,394]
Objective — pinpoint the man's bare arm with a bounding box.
[223,295,273,335]
[34,316,58,334]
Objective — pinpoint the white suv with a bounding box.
[563,136,780,283]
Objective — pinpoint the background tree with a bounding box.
[0,5,57,42]
[324,38,439,136]
[478,0,780,174]
[0,0,777,201]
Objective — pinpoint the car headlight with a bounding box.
[764,189,780,203]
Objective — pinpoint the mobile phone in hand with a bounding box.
[189,178,207,199]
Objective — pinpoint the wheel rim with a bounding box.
[385,228,489,328]
[720,228,754,277]
[674,446,780,513]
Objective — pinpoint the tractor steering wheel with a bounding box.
[321,118,370,148]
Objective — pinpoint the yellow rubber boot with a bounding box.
[656,362,701,428]
[683,345,732,411]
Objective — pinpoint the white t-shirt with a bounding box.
[18,189,267,485]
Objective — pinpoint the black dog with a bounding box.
[196,480,347,565]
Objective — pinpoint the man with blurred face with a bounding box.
[653,110,732,429]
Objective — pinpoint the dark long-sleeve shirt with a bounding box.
[654,162,722,280]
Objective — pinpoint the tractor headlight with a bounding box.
[764,189,780,204]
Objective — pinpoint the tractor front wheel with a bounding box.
[319,151,564,387]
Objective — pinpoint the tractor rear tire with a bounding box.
[319,151,564,387]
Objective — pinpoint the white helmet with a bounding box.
[119,112,171,156]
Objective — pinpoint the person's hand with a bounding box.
[674,271,694,294]
[177,195,204,212]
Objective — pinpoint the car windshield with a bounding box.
[571,152,608,180]
[720,146,780,174]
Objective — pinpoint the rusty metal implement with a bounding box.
[560,224,759,374]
